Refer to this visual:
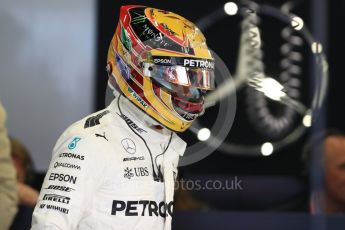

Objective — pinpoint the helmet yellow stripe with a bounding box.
[159,89,174,111]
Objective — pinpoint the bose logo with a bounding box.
[117,113,147,134]
[45,185,75,192]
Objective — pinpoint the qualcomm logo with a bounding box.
[54,162,81,170]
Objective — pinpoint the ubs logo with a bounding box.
[124,167,149,179]
[121,138,136,154]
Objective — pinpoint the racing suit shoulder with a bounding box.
[53,108,112,151]
[31,109,114,230]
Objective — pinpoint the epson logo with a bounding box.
[58,152,84,160]
[49,173,77,184]
[183,59,214,69]
[54,162,81,170]
[45,185,75,192]
[111,200,173,217]
[43,194,70,204]
[153,58,172,65]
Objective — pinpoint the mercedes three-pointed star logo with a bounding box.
[121,138,136,154]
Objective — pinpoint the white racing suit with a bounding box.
[31,94,186,230]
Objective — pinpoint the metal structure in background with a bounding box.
[244,1,303,140]
[194,1,328,157]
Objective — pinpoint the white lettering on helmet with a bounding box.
[183,59,214,69]
[153,59,172,64]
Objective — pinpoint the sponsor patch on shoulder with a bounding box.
[68,137,81,150]
[84,110,110,129]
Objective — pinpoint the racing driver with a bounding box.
[31,5,215,230]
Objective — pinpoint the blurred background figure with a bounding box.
[10,137,39,207]
[0,102,18,230]
[323,132,345,214]
[304,130,345,214]
[10,137,39,230]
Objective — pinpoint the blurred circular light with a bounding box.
[261,142,274,156]
[311,42,323,54]
[224,2,238,16]
[197,128,211,141]
[303,114,312,127]
[291,16,304,31]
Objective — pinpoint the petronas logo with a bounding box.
[128,86,148,109]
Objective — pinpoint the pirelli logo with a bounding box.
[43,194,70,204]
